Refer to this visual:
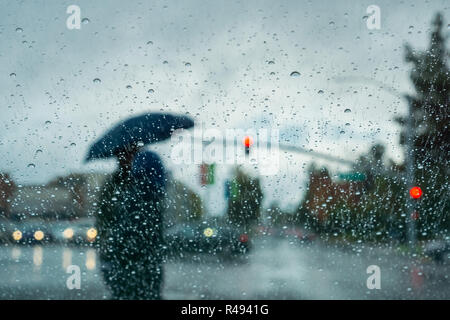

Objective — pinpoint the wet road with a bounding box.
[0,238,448,299]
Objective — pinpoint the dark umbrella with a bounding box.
[85,112,194,161]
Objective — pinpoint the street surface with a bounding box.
[0,238,448,299]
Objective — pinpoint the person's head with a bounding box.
[114,143,142,174]
[132,151,166,192]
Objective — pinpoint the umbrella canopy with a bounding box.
[85,112,194,161]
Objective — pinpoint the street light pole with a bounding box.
[405,98,417,248]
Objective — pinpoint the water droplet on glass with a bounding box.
[70,142,76,147]
[290,71,301,77]
[126,85,132,89]
[10,73,16,78]
[163,60,168,64]
[93,78,101,84]
[35,149,43,155]
[148,89,154,93]
[15,27,23,33]
[185,62,191,67]
[268,60,275,65]
[27,163,35,168]
[317,90,324,94]
[146,40,153,45]
[82,18,90,24]
[344,108,351,113]
[45,120,52,125]
[329,21,335,26]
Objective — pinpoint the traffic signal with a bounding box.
[409,186,423,199]
[243,135,253,155]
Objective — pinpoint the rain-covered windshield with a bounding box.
[0,0,448,301]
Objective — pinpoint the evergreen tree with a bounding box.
[226,167,263,231]
[396,13,450,238]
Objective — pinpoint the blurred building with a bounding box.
[304,167,364,222]
[9,173,108,220]
[6,170,203,223]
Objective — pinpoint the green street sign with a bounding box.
[338,172,366,181]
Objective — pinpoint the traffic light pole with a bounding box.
[405,100,417,249]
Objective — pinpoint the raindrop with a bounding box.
[9,73,16,78]
[70,142,76,147]
[317,90,324,94]
[345,122,350,126]
[267,60,275,65]
[81,18,90,24]
[126,85,132,89]
[45,120,52,125]
[329,21,335,26]
[290,71,301,77]
[35,149,43,155]
[339,130,345,134]
[27,163,35,168]
[163,60,168,64]
[148,89,154,93]
[146,40,153,45]
[93,78,101,84]
[344,108,351,113]
[185,62,191,67]
[15,27,23,33]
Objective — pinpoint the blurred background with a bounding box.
[0,0,448,299]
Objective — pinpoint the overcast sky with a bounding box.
[0,0,448,213]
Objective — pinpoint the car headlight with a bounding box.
[203,227,214,237]
[12,230,22,241]
[34,230,44,241]
[86,228,97,241]
[63,228,74,239]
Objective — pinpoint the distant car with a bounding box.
[424,239,450,263]
[165,220,251,258]
[8,221,53,245]
[49,219,98,245]
[282,227,316,243]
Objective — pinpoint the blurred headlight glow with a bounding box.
[86,228,97,240]
[34,230,44,241]
[63,228,74,239]
[12,230,22,241]
[203,227,214,237]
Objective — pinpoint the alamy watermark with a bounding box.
[170,128,280,175]
[366,5,381,30]
[66,265,81,290]
[66,5,82,30]
[366,265,381,289]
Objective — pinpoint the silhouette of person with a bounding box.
[96,144,166,299]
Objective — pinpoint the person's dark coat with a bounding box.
[96,151,166,299]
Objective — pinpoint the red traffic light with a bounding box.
[409,186,423,199]
[243,136,253,148]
